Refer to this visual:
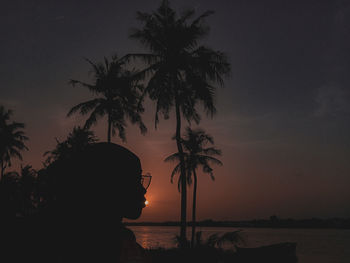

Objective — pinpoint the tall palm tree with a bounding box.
[165,127,222,247]
[129,0,230,244]
[0,106,28,181]
[67,55,147,143]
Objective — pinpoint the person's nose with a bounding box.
[139,184,146,194]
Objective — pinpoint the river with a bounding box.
[129,226,350,263]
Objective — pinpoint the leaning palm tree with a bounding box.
[165,127,222,247]
[128,0,230,244]
[0,106,28,181]
[67,55,147,143]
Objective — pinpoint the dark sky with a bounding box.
[1,0,350,221]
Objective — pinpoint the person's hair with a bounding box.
[46,142,141,215]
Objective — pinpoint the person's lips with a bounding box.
[141,197,146,208]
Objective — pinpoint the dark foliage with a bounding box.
[129,0,230,245]
[68,55,147,142]
[0,105,28,180]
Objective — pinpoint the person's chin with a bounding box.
[124,206,143,220]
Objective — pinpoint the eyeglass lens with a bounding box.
[141,173,151,189]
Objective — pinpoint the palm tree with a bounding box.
[165,127,222,247]
[67,55,147,143]
[128,0,230,244]
[0,105,28,181]
[44,126,97,165]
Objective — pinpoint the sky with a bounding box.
[1,0,350,221]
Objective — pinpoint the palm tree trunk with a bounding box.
[107,113,112,143]
[191,169,197,248]
[175,98,187,247]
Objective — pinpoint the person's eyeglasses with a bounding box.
[141,173,152,190]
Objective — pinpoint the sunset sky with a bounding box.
[1,0,349,222]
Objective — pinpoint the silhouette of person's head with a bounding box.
[54,142,147,222]
[45,142,147,261]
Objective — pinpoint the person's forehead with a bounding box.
[123,164,142,176]
[70,143,142,182]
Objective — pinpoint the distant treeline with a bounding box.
[125,217,350,229]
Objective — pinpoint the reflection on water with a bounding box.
[136,231,154,249]
[131,227,179,249]
[129,226,350,263]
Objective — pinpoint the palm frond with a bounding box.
[170,163,181,187]
[69,79,96,93]
[123,53,160,65]
[67,98,103,117]
[216,231,245,247]
[0,106,28,175]
[164,152,181,163]
[203,147,221,156]
[199,155,223,166]
[84,104,106,129]
[206,233,219,247]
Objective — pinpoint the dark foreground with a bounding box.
[146,242,297,263]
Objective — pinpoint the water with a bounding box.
[129,226,350,263]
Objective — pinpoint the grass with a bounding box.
[144,242,298,263]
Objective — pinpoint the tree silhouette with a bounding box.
[129,0,230,244]
[67,55,147,143]
[36,126,98,215]
[0,105,28,181]
[165,127,222,247]
[0,170,20,218]
[17,165,37,217]
[44,126,97,165]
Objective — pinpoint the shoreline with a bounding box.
[124,218,350,229]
